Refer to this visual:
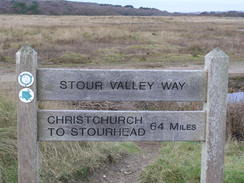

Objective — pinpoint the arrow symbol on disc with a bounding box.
[22,90,32,101]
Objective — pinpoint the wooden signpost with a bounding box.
[16,46,229,183]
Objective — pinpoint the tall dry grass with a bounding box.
[0,97,16,156]
[1,15,244,68]
[0,97,17,183]
[40,142,138,183]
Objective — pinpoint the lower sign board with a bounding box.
[38,110,206,141]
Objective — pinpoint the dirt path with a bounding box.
[1,61,244,83]
[82,142,161,183]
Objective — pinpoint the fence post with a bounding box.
[201,48,229,183]
[16,46,39,183]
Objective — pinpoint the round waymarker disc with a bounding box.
[18,72,34,87]
[19,88,34,103]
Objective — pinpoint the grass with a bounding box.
[0,15,244,69]
[49,52,91,64]
[0,97,17,183]
[140,142,244,183]
[40,141,139,183]
[0,97,139,183]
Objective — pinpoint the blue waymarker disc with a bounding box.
[19,88,34,103]
[18,72,34,87]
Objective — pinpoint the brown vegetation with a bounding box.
[227,102,244,140]
[229,75,244,92]
[0,15,244,69]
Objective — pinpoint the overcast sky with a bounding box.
[68,0,244,12]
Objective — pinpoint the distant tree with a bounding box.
[139,7,151,10]
[28,2,39,14]
[11,1,39,14]
[12,1,28,14]
[124,5,134,8]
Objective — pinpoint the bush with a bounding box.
[124,5,134,8]
[188,45,205,57]
[12,1,28,14]
[227,102,244,140]
[11,1,39,14]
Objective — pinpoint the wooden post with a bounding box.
[201,48,229,183]
[16,46,39,183]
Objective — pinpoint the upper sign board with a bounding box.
[37,69,207,102]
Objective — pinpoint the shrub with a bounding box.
[188,45,204,57]
[227,102,244,140]
[11,1,39,14]
[124,5,134,8]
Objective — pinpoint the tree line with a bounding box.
[11,0,39,14]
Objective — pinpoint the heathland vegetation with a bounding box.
[1,16,244,68]
[0,15,243,182]
[1,0,244,16]
[0,0,169,16]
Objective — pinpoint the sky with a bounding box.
[68,0,244,12]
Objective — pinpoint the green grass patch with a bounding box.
[162,54,203,63]
[100,53,128,63]
[0,56,14,63]
[0,97,17,183]
[224,142,244,183]
[140,142,244,183]
[0,154,17,183]
[0,97,16,128]
[49,52,91,64]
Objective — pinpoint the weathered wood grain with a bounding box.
[201,48,229,183]
[16,46,39,183]
[38,110,206,142]
[37,69,207,102]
